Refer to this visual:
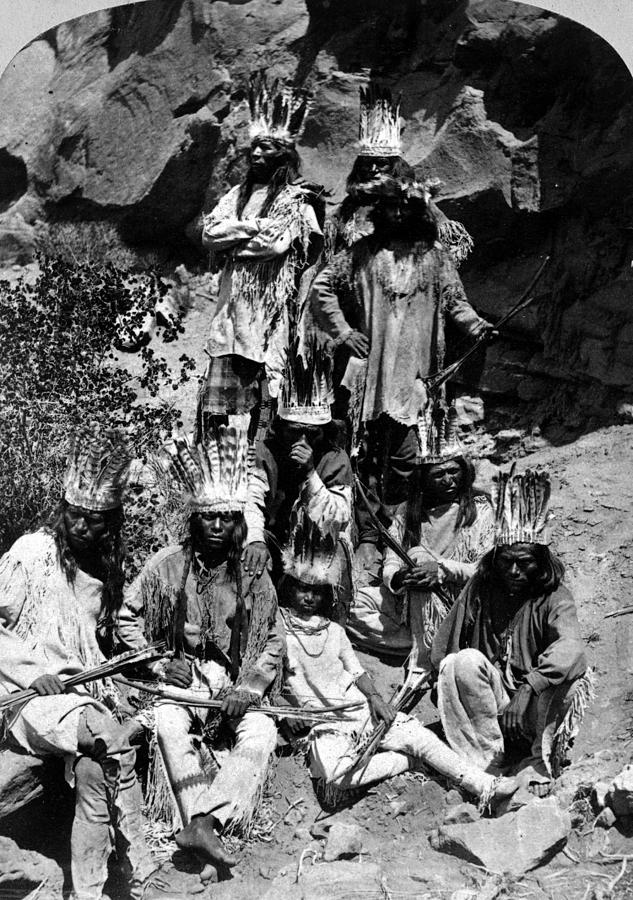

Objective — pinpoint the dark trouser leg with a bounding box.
[356,417,417,544]
[76,707,156,900]
[72,757,112,900]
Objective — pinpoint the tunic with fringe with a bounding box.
[0,531,115,769]
[118,545,285,834]
[118,545,284,697]
[309,238,488,426]
[348,497,495,662]
[430,577,587,695]
[202,182,323,399]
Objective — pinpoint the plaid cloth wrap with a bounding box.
[198,354,265,415]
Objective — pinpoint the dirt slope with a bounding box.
[199,425,633,900]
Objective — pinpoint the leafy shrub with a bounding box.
[0,254,196,575]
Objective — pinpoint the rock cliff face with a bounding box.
[1,0,632,435]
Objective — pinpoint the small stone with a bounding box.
[293,826,312,842]
[607,765,633,817]
[443,803,480,826]
[444,789,464,806]
[592,780,611,810]
[616,402,633,423]
[595,808,617,829]
[323,821,364,861]
[495,428,523,446]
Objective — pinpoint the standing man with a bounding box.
[118,417,284,872]
[328,85,473,264]
[199,72,324,425]
[310,178,494,536]
[0,430,179,900]
[431,468,589,796]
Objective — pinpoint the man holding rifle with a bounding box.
[0,429,179,900]
[348,398,495,670]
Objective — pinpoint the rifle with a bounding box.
[0,642,169,714]
[354,475,454,608]
[331,663,432,781]
[424,255,551,392]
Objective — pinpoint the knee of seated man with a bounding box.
[74,756,111,824]
[449,647,488,681]
[242,710,277,746]
[77,706,132,761]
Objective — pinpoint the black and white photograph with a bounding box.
[0,1,632,897]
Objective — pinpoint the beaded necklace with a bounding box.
[281,608,331,659]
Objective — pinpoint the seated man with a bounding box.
[118,418,284,871]
[431,468,589,796]
[0,429,176,900]
[348,400,494,665]
[278,527,517,806]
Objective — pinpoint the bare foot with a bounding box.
[175,816,236,868]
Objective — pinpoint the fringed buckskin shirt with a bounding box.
[309,238,488,426]
[119,546,285,697]
[202,182,323,396]
[431,575,587,695]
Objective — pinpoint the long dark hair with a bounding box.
[478,544,565,596]
[48,499,126,629]
[402,457,477,552]
[189,510,248,579]
[236,139,301,218]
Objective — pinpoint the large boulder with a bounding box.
[429,797,571,875]
[1,0,633,424]
[0,749,64,819]
[0,836,63,900]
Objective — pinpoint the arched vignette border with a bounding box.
[0,0,631,82]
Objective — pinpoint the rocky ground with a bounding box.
[1,271,633,897]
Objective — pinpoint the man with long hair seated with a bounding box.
[431,468,589,798]
[118,417,284,874]
[348,400,494,668]
[0,429,180,900]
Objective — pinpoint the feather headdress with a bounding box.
[282,517,341,586]
[248,71,311,144]
[160,415,252,514]
[278,335,332,426]
[63,427,131,511]
[415,398,462,465]
[358,84,402,158]
[493,467,552,546]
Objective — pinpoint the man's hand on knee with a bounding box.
[500,683,533,744]
[29,674,65,696]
